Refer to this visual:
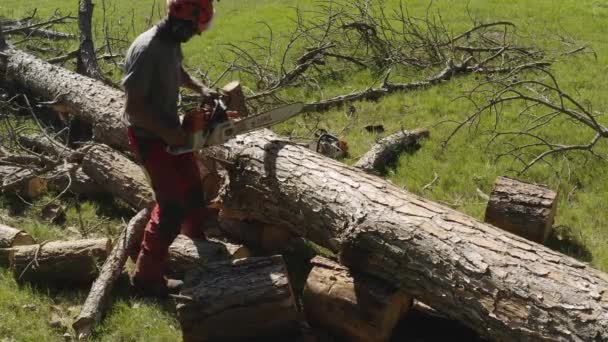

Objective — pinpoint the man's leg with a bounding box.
[127,130,188,294]
[174,151,211,240]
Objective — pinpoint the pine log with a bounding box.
[222,81,250,117]
[167,234,251,278]
[0,224,36,266]
[47,163,103,197]
[9,238,111,285]
[0,46,128,151]
[72,208,150,340]
[19,133,83,162]
[205,130,608,342]
[0,165,48,199]
[176,255,299,342]
[0,223,36,248]
[218,214,293,252]
[354,128,430,174]
[484,176,557,244]
[303,256,412,342]
[81,144,153,210]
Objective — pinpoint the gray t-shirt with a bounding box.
[122,25,182,136]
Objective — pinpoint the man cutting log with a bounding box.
[122,0,219,296]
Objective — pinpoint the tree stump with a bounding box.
[9,238,111,285]
[303,256,412,342]
[167,234,251,278]
[484,176,558,244]
[176,255,299,342]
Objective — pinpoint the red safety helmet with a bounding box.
[167,0,215,33]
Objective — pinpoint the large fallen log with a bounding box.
[72,208,150,340]
[176,255,299,342]
[9,238,112,285]
[81,144,153,210]
[47,163,103,197]
[485,176,557,244]
[0,45,128,151]
[167,234,251,278]
[354,128,430,174]
[207,130,608,341]
[303,256,412,342]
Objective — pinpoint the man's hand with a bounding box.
[163,127,187,147]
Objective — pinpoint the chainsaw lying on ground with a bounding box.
[167,92,304,156]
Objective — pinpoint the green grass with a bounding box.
[1,0,608,340]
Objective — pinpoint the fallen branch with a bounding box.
[354,128,430,174]
[72,208,151,340]
[77,0,105,81]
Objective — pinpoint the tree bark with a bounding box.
[81,144,153,210]
[9,238,112,285]
[303,256,412,342]
[485,176,557,244]
[176,255,299,342]
[354,128,430,174]
[77,0,105,81]
[0,23,6,49]
[0,46,128,151]
[167,234,251,278]
[205,130,608,342]
[72,208,150,340]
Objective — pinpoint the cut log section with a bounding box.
[222,81,250,117]
[0,165,48,199]
[205,130,608,341]
[9,238,111,285]
[81,144,153,210]
[167,234,251,278]
[354,128,430,174]
[72,208,151,340]
[0,223,36,248]
[484,176,558,244]
[176,255,299,342]
[218,214,293,252]
[0,224,36,266]
[303,256,412,342]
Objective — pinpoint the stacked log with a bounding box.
[9,238,112,285]
[0,224,36,266]
[303,256,412,341]
[167,234,251,278]
[484,176,558,244]
[176,255,299,342]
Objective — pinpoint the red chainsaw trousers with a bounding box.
[127,128,207,283]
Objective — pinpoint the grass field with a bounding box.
[1,0,607,340]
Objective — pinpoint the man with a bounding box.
[122,0,217,296]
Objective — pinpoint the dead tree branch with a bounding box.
[77,0,106,81]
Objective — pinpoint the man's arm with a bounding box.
[125,91,186,146]
[180,66,218,99]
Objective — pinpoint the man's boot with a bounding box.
[131,246,183,297]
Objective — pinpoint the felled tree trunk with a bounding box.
[9,238,111,285]
[19,133,83,162]
[176,255,299,342]
[167,234,251,278]
[218,215,294,252]
[47,163,103,197]
[354,128,429,174]
[81,144,153,210]
[303,256,412,342]
[206,130,608,342]
[484,176,557,244]
[77,0,104,81]
[72,208,150,340]
[0,46,128,150]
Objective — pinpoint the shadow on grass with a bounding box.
[545,225,592,263]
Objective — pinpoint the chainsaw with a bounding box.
[167,97,304,155]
